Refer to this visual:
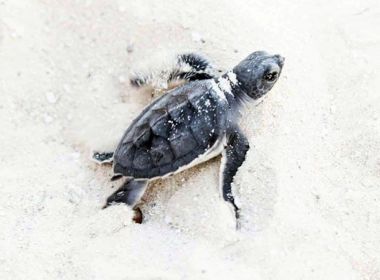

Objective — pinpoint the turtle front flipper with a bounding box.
[130,52,218,88]
[174,53,218,82]
[220,127,250,229]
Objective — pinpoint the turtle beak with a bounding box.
[274,54,285,68]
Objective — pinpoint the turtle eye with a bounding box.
[264,71,278,82]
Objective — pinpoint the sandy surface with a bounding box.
[1,0,380,279]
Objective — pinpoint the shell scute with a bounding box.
[113,80,228,179]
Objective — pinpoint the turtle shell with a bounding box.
[113,80,229,179]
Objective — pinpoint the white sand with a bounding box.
[1,0,380,279]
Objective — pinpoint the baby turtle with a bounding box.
[94,51,284,226]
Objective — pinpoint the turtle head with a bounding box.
[232,51,284,100]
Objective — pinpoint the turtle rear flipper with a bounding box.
[104,179,148,209]
[103,179,148,224]
[92,152,114,164]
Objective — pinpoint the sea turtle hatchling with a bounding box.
[94,51,284,226]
